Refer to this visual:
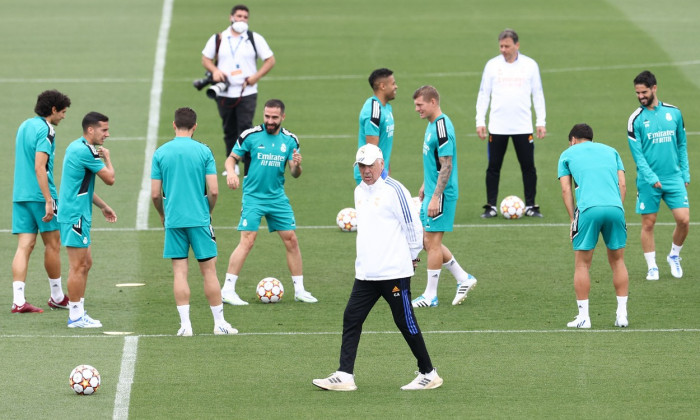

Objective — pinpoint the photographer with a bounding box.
[200,4,275,175]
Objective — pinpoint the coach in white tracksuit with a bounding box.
[312,144,443,391]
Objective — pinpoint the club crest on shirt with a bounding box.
[280,143,286,153]
[666,113,672,121]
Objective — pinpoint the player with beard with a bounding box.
[220,99,317,305]
[627,70,690,281]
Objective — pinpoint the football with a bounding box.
[500,195,525,219]
[69,365,101,395]
[336,207,357,232]
[256,277,284,303]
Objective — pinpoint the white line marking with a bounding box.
[1,59,699,85]
[0,328,698,340]
[113,336,139,420]
[135,0,173,231]
[0,221,696,234]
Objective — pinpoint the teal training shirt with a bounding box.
[422,114,459,201]
[627,101,689,186]
[558,141,625,212]
[13,116,57,202]
[233,125,299,203]
[354,96,394,181]
[151,137,217,228]
[57,137,105,224]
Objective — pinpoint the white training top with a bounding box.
[202,28,274,98]
[475,52,546,134]
[354,177,423,281]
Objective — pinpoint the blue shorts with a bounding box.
[572,206,626,251]
[420,195,456,232]
[238,198,296,232]
[636,177,689,214]
[12,201,59,234]
[60,218,91,248]
[163,226,217,260]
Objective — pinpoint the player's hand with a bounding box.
[102,205,117,223]
[41,199,55,222]
[476,126,487,140]
[428,196,440,218]
[98,147,110,161]
[418,184,425,201]
[653,181,662,189]
[227,172,240,190]
[536,126,547,139]
[291,149,302,167]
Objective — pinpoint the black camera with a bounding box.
[193,71,214,90]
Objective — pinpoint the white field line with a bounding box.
[112,336,139,420]
[0,221,697,234]
[0,328,699,340]
[135,0,172,231]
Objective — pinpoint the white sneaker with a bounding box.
[567,315,591,329]
[295,290,318,303]
[452,274,477,305]
[222,291,249,306]
[312,371,357,391]
[177,326,193,336]
[646,267,659,281]
[67,313,102,328]
[615,315,628,328]
[214,321,238,335]
[667,255,683,278]
[400,369,443,390]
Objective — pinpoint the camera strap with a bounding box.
[214,31,258,64]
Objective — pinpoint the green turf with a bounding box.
[1,0,699,418]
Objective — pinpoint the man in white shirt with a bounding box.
[312,144,443,392]
[475,28,546,218]
[201,4,275,175]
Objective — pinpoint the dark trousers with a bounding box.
[216,93,257,174]
[485,133,537,207]
[338,277,433,375]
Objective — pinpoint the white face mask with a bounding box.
[231,21,248,33]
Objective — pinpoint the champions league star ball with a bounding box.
[500,195,525,219]
[69,365,101,395]
[336,208,357,232]
[256,277,284,303]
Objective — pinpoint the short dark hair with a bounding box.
[231,4,249,14]
[174,107,197,130]
[634,70,657,88]
[264,98,285,114]
[368,68,393,90]
[498,28,519,44]
[412,85,440,104]
[82,112,109,132]
[568,123,594,142]
[34,90,71,118]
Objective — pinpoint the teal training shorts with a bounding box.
[163,225,217,260]
[572,206,626,251]
[60,218,91,248]
[12,201,59,234]
[636,177,689,214]
[238,198,296,232]
[420,195,456,232]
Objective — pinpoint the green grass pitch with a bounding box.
[0,0,699,418]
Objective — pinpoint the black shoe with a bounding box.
[524,205,543,217]
[481,205,498,218]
